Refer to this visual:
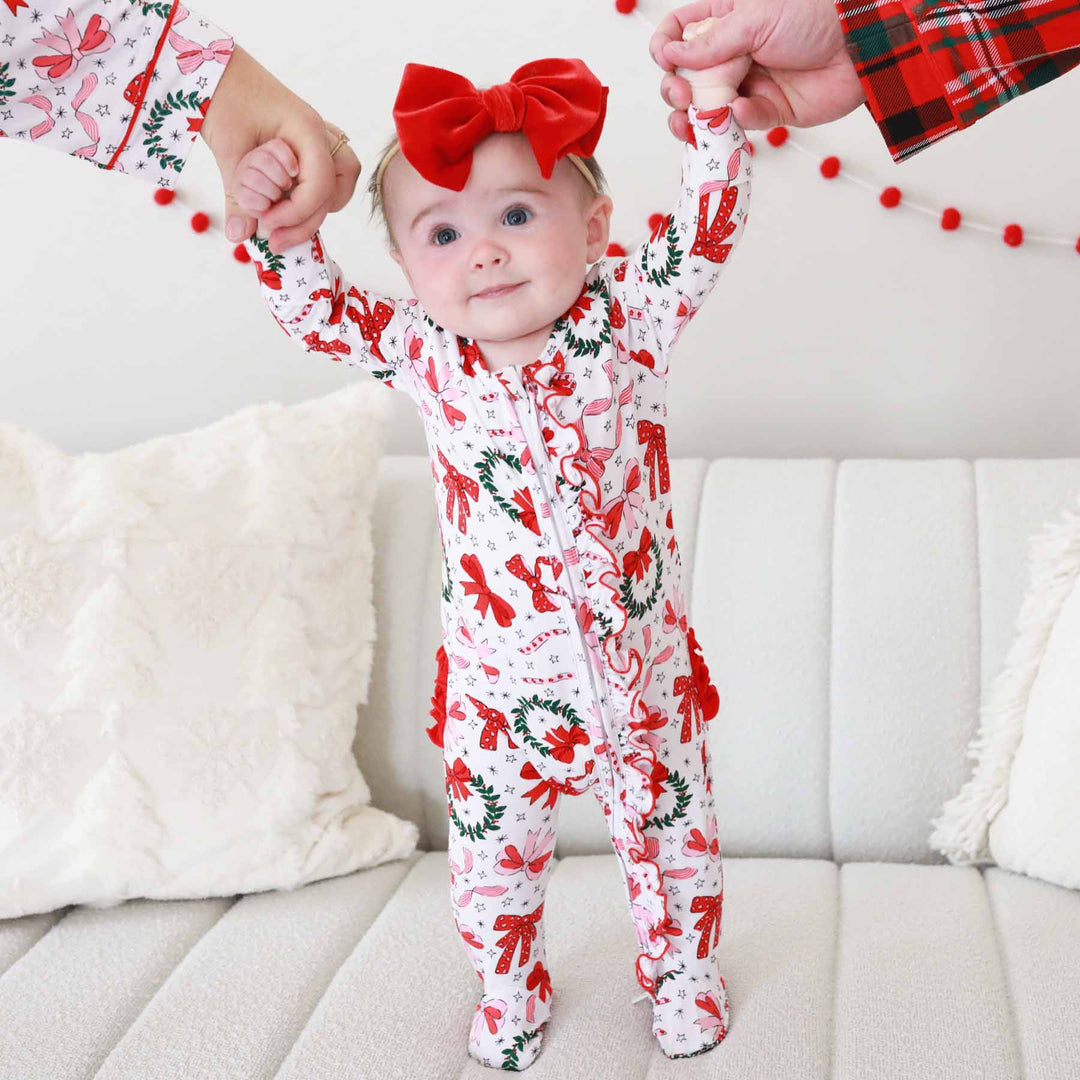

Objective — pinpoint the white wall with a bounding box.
[4,0,1079,459]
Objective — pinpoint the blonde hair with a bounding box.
[366,133,608,250]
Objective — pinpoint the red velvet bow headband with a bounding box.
[375,57,609,197]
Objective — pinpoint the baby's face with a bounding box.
[384,133,613,347]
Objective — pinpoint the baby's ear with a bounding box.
[585,194,614,263]
[389,247,414,290]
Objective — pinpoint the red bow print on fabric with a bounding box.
[460,553,516,627]
[393,58,608,191]
[622,527,653,582]
[636,420,670,499]
[438,448,480,535]
[689,893,724,958]
[468,694,520,752]
[493,902,544,974]
[505,554,563,614]
[32,9,113,82]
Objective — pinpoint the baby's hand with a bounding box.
[675,18,753,111]
[232,137,300,218]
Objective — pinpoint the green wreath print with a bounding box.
[448,768,506,842]
[553,278,612,359]
[641,215,684,289]
[501,1028,544,1070]
[475,448,533,530]
[642,769,692,830]
[0,63,14,111]
[142,89,207,171]
[618,533,664,620]
[511,694,587,764]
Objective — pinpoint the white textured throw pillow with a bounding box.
[930,493,1080,890]
[0,383,418,920]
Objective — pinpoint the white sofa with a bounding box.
[3,455,1079,1080]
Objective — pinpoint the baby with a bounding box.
[235,26,751,1073]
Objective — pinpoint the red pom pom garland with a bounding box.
[819,156,840,179]
[615,0,637,11]
[190,211,210,233]
[233,243,252,263]
[941,207,961,230]
[766,126,788,147]
[1003,224,1023,247]
[606,242,627,256]
[879,186,901,209]
[153,188,175,205]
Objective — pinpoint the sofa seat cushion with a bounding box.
[1,853,1076,1079]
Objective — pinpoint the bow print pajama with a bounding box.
[244,101,752,1071]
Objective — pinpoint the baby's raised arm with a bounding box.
[605,18,753,376]
[234,138,423,400]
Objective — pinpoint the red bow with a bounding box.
[468,694,520,752]
[460,553,516,627]
[393,58,608,191]
[622,528,653,582]
[438,448,479,535]
[492,902,544,974]
[506,554,563,614]
[637,420,670,499]
[445,756,472,802]
[689,893,724,958]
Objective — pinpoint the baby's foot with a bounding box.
[468,993,548,1071]
[650,961,730,1059]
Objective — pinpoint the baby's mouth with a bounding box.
[472,282,525,299]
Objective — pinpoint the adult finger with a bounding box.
[730,71,792,128]
[323,143,362,213]
[649,0,722,71]
[663,9,756,69]
[266,199,331,254]
[217,148,257,242]
[667,108,691,141]
[661,71,693,111]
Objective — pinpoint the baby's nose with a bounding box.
[471,242,506,270]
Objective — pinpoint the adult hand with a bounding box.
[198,45,362,253]
[649,0,867,140]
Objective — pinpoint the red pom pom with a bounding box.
[1003,223,1023,247]
[615,0,637,11]
[190,211,211,233]
[746,140,754,155]
[941,207,961,230]
[606,243,626,257]
[153,188,175,205]
[233,243,251,263]
[766,126,788,147]
[819,155,840,179]
[1075,238,1080,255]
[879,186,901,208]
[648,212,664,233]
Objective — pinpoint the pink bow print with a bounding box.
[32,8,114,83]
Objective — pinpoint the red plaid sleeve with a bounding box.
[835,0,1080,161]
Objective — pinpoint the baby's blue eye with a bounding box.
[433,226,458,246]
[504,206,531,227]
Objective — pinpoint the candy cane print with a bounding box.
[518,627,569,654]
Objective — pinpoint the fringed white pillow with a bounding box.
[0,383,418,920]
[929,493,1080,889]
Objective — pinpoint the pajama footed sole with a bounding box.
[469,995,548,1072]
[650,966,730,1059]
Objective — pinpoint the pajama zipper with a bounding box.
[507,370,619,801]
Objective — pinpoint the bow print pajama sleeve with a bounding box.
[1,0,233,181]
[245,100,750,1071]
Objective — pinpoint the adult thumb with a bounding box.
[663,11,757,67]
